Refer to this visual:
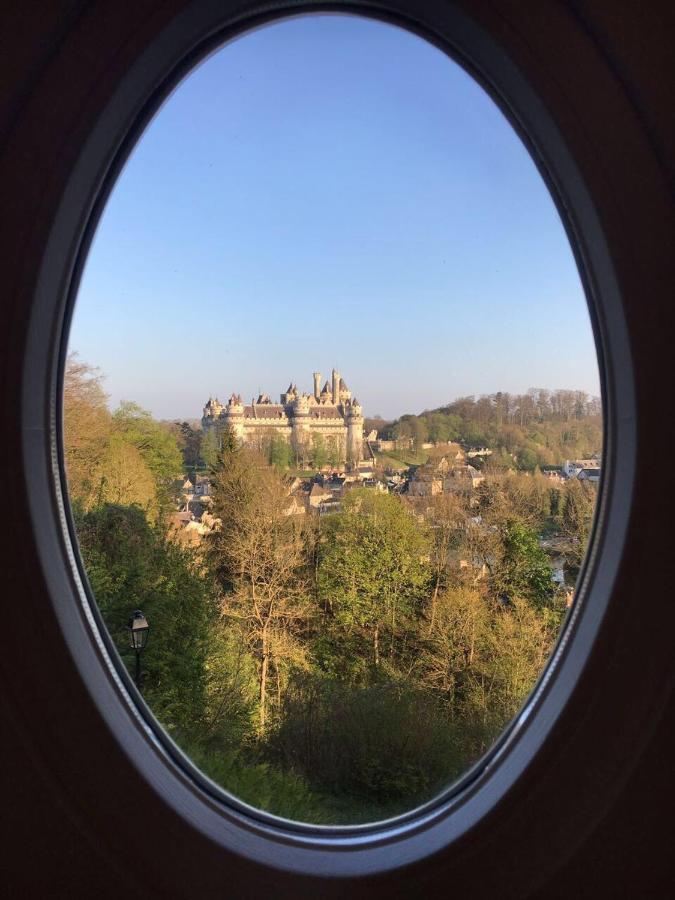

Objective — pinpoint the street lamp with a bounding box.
[127,610,150,690]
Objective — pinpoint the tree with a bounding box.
[92,434,158,519]
[178,421,202,471]
[421,589,556,742]
[112,401,183,512]
[410,417,429,450]
[62,353,111,507]
[560,478,595,570]
[479,597,555,726]
[421,585,489,708]
[317,490,431,667]
[200,427,221,470]
[311,433,328,469]
[327,438,341,468]
[425,493,465,634]
[207,447,311,729]
[493,520,556,611]
[76,503,217,737]
[269,435,293,471]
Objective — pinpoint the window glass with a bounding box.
[64,14,601,825]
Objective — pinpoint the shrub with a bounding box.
[267,677,470,809]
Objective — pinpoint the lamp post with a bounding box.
[127,610,150,690]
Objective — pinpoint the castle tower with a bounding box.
[313,372,321,401]
[291,393,311,462]
[223,393,245,443]
[346,397,364,465]
[201,397,225,436]
[331,369,340,405]
[339,376,352,404]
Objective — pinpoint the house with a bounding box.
[444,464,484,491]
[283,494,307,517]
[542,466,565,483]
[563,458,601,478]
[194,475,211,497]
[467,447,493,458]
[357,467,375,480]
[577,467,601,484]
[408,454,483,497]
[309,483,333,508]
[318,498,342,516]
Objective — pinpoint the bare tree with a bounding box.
[208,447,311,729]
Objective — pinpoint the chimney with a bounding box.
[332,369,339,405]
[313,372,321,401]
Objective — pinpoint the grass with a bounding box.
[374,448,429,470]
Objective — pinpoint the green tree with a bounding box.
[327,439,341,468]
[494,520,555,611]
[560,478,595,570]
[92,434,158,519]
[179,421,202,472]
[112,401,183,512]
[410,417,429,450]
[200,427,221,470]
[76,503,217,737]
[269,434,293,471]
[317,490,431,667]
[311,433,328,469]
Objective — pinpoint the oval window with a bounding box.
[64,14,602,825]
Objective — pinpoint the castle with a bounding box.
[202,369,364,465]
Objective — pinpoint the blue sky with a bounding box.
[70,14,600,421]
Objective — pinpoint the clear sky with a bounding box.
[70,13,600,422]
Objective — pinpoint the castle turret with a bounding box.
[313,372,321,401]
[293,393,310,416]
[331,369,340,405]
[291,394,311,463]
[203,396,224,420]
[222,393,245,442]
[346,397,364,465]
[339,377,352,404]
[202,397,225,435]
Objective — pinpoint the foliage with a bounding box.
[311,433,328,469]
[268,677,469,809]
[66,358,593,825]
[207,444,312,728]
[186,744,330,822]
[76,503,217,736]
[560,478,596,571]
[200,427,221,470]
[112,401,183,512]
[178,421,202,472]
[317,490,431,667]
[421,588,558,740]
[91,434,158,520]
[375,390,601,472]
[62,354,112,506]
[493,520,557,611]
[269,434,293,471]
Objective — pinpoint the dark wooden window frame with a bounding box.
[3,2,674,896]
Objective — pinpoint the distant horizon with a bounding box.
[70,15,600,422]
[75,352,600,424]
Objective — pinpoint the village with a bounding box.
[171,435,601,599]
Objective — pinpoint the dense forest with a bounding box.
[368,389,602,471]
[64,357,597,823]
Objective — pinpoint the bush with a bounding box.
[186,746,330,823]
[266,677,471,809]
